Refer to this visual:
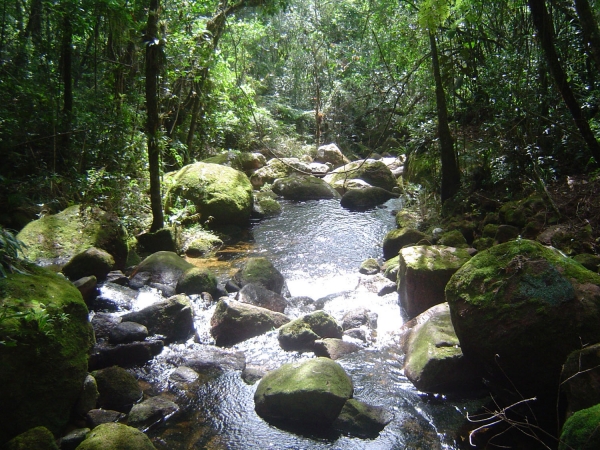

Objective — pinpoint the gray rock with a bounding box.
[74,374,99,417]
[272,174,341,201]
[340,186,398,211]
[332,399,392,438]
[73,276,98,302]
[128,396,179,430]
[313,338,361,360]
[85,409,126,428]
[88,340,164,371]
[341,308,377,331]
[237,283,287,313]
[108,322,148,345]
[58,428,90,450]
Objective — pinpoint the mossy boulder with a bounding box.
[253,191,282,218]
[340,186,398,211]
[203,150,266,174]
[398,245,472,319]
[91,366,142,413]
[382,228,428,260]
[573,253,600,273]
[359,258,380,275]
[17,206,127,267]
[254,357,353,426]
[250,158,310,189]
[437,230,468,248]
[210,299,290,347]
[164,162,253,226]
[315,143,350,168]
[324,159,396,192]
[75,423,156,450]
[129,251,193,293]
[446,239,600,402]
[127,396,179,430]
[62,247,115,281]
[278,311,343,352]
[0,266,94,444]
[232,257,285,295]
[272,175,340,201]
[402,303,480,393]
[183,229,222,257]
[175,267,218,296]
[559,404,600,450]
[332,399,391,438]
[561,343,600,418]
[5,426,59,450]
[136,228,179,254]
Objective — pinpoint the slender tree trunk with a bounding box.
[429,31,460,204]
[573,0,600,74]
[528,0,600,164]
[145,0,164,232]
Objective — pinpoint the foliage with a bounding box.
[0,228,28,278]
[0,301,70,347]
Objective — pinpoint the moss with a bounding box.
[482,224,499,238]
[559,403,600,450]
[473,237,494,251]
[234,257,284,294]
[175,267,218,296]
[438,230,468,248]
[76,423,156,450]
[0,266,93,444]
[573,254,600,273]
[324,160,396,191]
[91,366,142,413]
[5,426,59,450]
[401,245,472,273]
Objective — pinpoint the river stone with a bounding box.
[340,187,398,211]
[324,159,396,192]
[74,374,100,417]
[73,275,98,302]
[210,299,291,347]
[237,283,287,313]
[272,174,341,201]
[398,245,471,319]
[121,294,194,344]
[359,258,380,275]
[164,162,253,226]
[252,191,282,218]
[561,343,600,418]
[559,404,600,450]
[129,251,193,292]
[181,345,246,374]
[402,303,480,393]
[232,257,285,295]
[0,265,94,444]
[184,232,223,257]
[175,267,218,297]
[16,205,127,268]
[75,423,156,450]
[88,340,164,371]
[127,396,179,430]
[315,143,350,168]
[85,409,126,428]
[250,158,312,189]
[92,366,142,413]
[169,366,199,385]
[332,399,391,438]
[4,426,58,450]
[108,322,149,345]
[254,357,353,426]
[58,428,90,450]
[341,308,377,331]
[278,311,343,352]
[62,247,115,281]
[446,239,600,404]
[314,338,361,360]
[382,228,428,260]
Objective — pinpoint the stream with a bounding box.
[130,199,478,449]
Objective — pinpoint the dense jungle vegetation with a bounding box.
[0,0,599,234]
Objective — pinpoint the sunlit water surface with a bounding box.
[129,199,476,449]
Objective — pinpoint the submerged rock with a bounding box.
[76,423,156,450]
[254,357,353,426]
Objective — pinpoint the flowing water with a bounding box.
[131,199,478,449]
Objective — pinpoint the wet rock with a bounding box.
[232,257,285,295]
[398,245,472,319]
[58,428,89,450]
[242,366,266,385]
[344,328,367,342]
[382,228,428,260]
[73,276,98,302]
[128,396,179,430]
[315,143,350,168]
[254,357,353,426]
[121,294,194,344]
[382,255,400,282]
[359,258,380,275]
[85,409,126,428]
[324,159,396,192]
[74,374,99,417]
[278,311,343,352]
[559,404,600,450]
[358,273,395,296]
[92,283,137,312]
[90,312,122,342]
[76,423,156,450]
[169,366,199,386]
[182,346,246,374]
[62,247,115,281]
[313,338,361,360]
[272,174,341,201]
[91,366,143,413]
[129,251,193,294]
[108,322,148,345]
[402,303,480,393]
[332,399,392,438]
[106,270,129,286]
[341,308,377,331]
[88,340,164,371]
[237,283,287,313]
[252,192,282,218]
[341,187,398,211]
[4,426,58,450]
[210,299,290,347]
[175,267,218,297]
[561,343,600,418]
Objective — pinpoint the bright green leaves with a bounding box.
[418,0,451,32]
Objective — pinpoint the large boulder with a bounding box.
[254,357,353,426]
[446,239,600,403]
[164,162,253,226]
[398,245,472,319]
[62,247,115,281]
[4,426,59,450]
[16,205,127,267]
[272,175,340,201]
[382,228,428,260]
[232,257,285,295]
[559,404,600,450]
[250,158,310,189]
[278,311,343,352]
[402,303,480,393]
[121,294,194,344]
[75,423,156,450]
[210,299,290,347]
[91,366,142,413]
[0,266,94,444]
[340,187,398,211]
[175,267,218,297]
[314,143,350,168]
[129,251,193,295]
[324,159,397,192]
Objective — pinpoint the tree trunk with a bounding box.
[429,31,460,204]
[528,0,600,164]
[145,0,164,232]
[60,12,73,152]
[573,0,600,74]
